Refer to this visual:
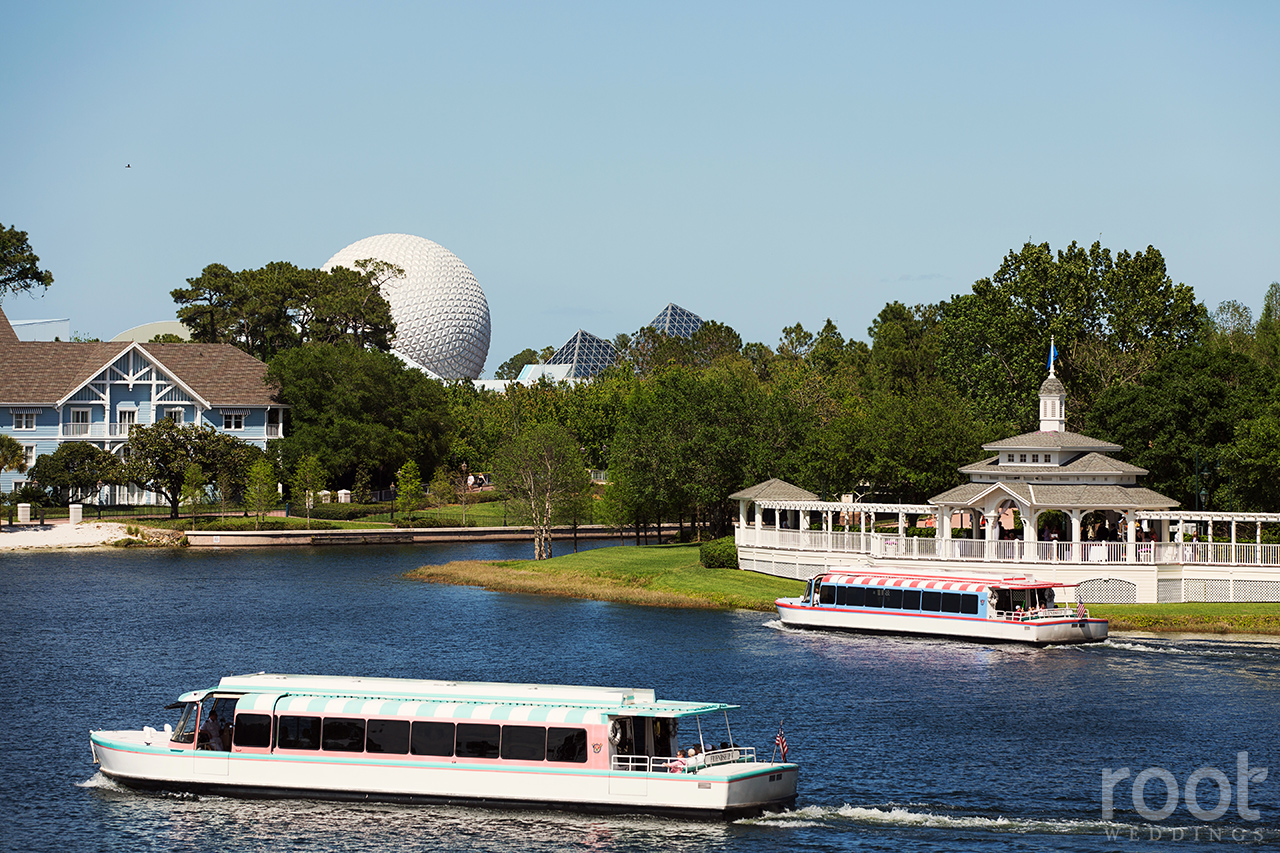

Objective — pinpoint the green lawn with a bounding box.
[405,543,806,611]
[1088,602,1280,634]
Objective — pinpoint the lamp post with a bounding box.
[460,463,468,527]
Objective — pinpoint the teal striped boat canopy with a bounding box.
[177,673,735,720]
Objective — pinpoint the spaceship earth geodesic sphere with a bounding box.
[321,234,491,379]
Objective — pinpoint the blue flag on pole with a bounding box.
[1048,338,1057,372]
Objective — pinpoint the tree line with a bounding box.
[5,229,1279,540]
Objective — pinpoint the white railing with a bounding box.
[266,424,281,438]
[991,606,1085,621]
[736,526,1280,569]
[609,747,758,774]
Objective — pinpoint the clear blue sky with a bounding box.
[3,1,1277,375]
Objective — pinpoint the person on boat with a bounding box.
[200,709,223,751]
[666,749,687,773]
[686,744,705,772]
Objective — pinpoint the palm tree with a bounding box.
[0,434,27,479]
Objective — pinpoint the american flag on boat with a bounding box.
[775,723,788,761]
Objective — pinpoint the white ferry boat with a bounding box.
[776,571,1108,644]
[89,673,798,819]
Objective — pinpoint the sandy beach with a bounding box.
[0,520,132,550]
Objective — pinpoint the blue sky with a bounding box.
[3,1,1277,375]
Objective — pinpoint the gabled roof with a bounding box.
[983,429,1121,452]
[729,478,818,502]
[0,308,276,407]
[961,452,1148,478]
[0,305,20,345]
[931,480,1176,510]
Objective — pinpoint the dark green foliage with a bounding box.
[699,536,739,569]
[0,222,54,296]
[267,343,451,491]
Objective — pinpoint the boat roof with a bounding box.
[819,572,1069,591]
[177,673,735,720]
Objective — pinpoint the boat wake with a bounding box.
[742,802,1278,840]
[1092,637,1280,660]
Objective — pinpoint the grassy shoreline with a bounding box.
[405,544,1280,634]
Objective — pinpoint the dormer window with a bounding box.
[1007,454,1014,463]
[1019,454,1027,463]
[1032,454,1039,463]
[1045,454,1052,463]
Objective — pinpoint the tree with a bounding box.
[493,422,590,559]
[291,454,327,526]
[122,421,250,518]
[267,342,451,491]
[494,348,540,380]
[1088,345,1272,511]
[0,223,54,298]
[428,466,458,508]
[395,460,422,524]
[172,260,398,361]
[0,434,29,480]
[27,443,121,503]
[936,241,1206,430]
[244,458,279,530]
[180,462,206,519]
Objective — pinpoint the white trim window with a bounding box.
[70,408,91,436]
[23,445,36,468]
[165,408,185,424]
[117,409,137,437]
[223,413,244,431]
[13,413,35,430]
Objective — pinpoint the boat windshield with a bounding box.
[172,702,198,744]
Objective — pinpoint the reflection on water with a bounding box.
[4,545,1280,853]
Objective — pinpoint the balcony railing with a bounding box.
[735,525,1280,569]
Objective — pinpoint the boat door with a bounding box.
[607,717,647,797]
[193,696,236,778]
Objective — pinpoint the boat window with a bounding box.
[885,588,904,609]
[234,713,272,748]
[411,721,454,756]
[818,584,835,605]
[322,718,366,752]
[846,585,865,607]
[863,588,884,608]
[547,727,588,763]
[961,594,979,615]
[366,719,410,754]
[901,589,921,610]
[277,715,321,750]
[921,590,942,612]
[457,723,501,759]
[500,725,546,761]
[172,702,198,744]
[835,586,847,606]
[940,593,962,613]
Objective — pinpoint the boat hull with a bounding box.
[776,598,1108,644]
[90,730,797,820]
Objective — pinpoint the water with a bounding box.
[3,543,1280,852]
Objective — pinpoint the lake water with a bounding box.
[2,542,1279,852]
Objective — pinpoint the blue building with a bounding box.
[0,306,282,502]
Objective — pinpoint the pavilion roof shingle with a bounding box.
[983,430,1121,452]
[729,478,818,502]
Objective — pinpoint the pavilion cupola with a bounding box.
[1038,357,1067,433]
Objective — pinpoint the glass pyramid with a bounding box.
[648,303,703,338]
[548,329,616,378]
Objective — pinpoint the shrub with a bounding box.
[700,536,738,569]
[305,502,394,521]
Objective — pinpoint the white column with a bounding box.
[898,512,905,538]
[1126,511,1136,563]
[739,499,747,529]
[1071,510,1082,562]
[754,502,762,531]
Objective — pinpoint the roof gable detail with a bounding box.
[56,342,210,409]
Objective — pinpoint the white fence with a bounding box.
[735,526,1280,569]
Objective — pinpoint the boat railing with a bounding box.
[610,747,758,773]
[992,606,1086,621]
